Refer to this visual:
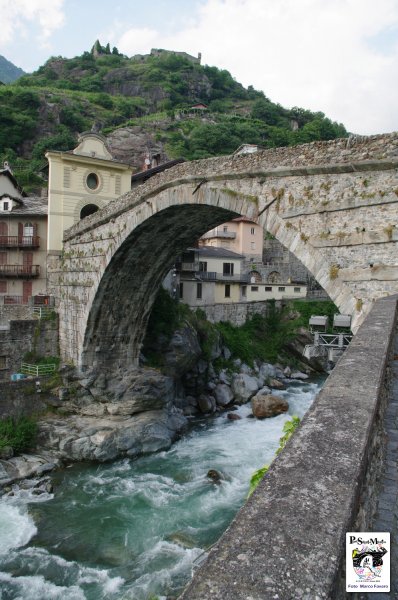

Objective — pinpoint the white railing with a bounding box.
[32,306,54,319]
[20,362,56,376]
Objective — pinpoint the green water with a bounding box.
[0,380,321,599]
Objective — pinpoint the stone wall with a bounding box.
[0,304,32,326]
[199,300,275,325]
[0,318,59,382]
[179,295,398,599]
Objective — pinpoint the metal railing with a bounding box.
[20,362,56,376]
[198,272,250,282]
[0,236,40,248]
[0,265,40,277]
[201,230,237,240]
[2,295,27,305]
[313,332,353,348]
[32,306,54,319]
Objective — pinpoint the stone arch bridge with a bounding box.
[47,133,398,372]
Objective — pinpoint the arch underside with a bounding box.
[81,203,239,372]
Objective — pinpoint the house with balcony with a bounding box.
[0,167,47,307]
[177,247,248,307]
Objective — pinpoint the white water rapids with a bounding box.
[0,379,322,599]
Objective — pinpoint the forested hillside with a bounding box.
[0,42,348,191]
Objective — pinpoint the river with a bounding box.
[0,379,322,600]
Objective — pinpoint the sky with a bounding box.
[0,0,397,135]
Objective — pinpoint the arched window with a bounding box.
[24,222,34,236]
[80,204,99,220]
[267,271,281,284]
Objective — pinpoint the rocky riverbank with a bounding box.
[0,324,318,489]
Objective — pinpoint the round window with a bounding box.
[86,173,99,190]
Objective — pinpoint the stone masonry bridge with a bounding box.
[47,133,398,372]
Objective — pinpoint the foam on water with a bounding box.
[0,502,37,555]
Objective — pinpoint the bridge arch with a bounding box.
[49,134,398,372]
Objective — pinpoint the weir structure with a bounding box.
[47,133,398,372]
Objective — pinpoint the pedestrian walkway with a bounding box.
[360,327,398,599]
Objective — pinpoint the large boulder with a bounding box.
[197,394,216,414]
[103,369,175,413]
[214,384,234,407]
[258,363,276,381]
[231,374,260,404]
[251,394,289,419]
[163,325,202,376]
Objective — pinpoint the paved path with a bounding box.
[360,327,398,599]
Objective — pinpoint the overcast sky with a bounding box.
[0,0,397,135]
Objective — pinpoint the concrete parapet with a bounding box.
[179,295,398,599]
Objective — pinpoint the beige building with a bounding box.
[0,167,47,305]
[200,216,263,262]
[178,247,247,307]
[46,132,133,253]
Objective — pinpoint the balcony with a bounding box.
[201,229,236,240]
[198,272,250,282]
[2,295,27,305]
[0,236,40,249]
[0,265,40,277]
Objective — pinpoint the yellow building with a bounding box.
[46,131,133,253]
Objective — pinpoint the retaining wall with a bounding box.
[0,318,59,383]
[179,295,398,599]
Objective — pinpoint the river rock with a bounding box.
[101,369,175,413]
[291,371,309,380]
[251,394,289,419]
[268,378,286,390]
[197,394,216,414]
[258,363,276,381]
[163,325,201,376]
[214,384,234,407]
[227,413,241,421]
[207,469,222,483]
[35,407,188,463]
[231,373,260,404]
[284,366,292,378]
[218,369,232,385]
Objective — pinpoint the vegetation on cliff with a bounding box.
[0,416,37,454]
[0,44,347,191]
[142,288,337,370]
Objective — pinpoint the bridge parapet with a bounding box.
[179,295,398,599]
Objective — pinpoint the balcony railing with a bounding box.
[198,272,250,282]
[0,236,40,248]
[2,295,27,305]
[0,265,40,277]
[201,230,236,240]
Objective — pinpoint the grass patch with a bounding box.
[0,417,37,453]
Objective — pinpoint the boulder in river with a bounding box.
[251,394,289,419]
[231,373,259,404]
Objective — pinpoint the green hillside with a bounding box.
[0,55,25,84]
[0,42,348,192]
